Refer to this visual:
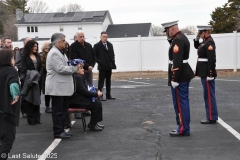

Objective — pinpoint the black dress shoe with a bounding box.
[99,96,106,101]
[54,132,71,139]
[170,131,190,137]
[106,95,116,100]
[45,107,52,113]
[97,123,104,129]
[87,124,102,131]
[65,132,73,136]
[28,122,36,125]
[36,122,42,124]
[200,119,217,124]
[22,113,27,118]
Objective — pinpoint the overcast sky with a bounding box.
[33,0,228,28]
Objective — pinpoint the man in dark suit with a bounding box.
[94,31,117,101]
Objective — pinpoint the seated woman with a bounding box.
[69,64,104,131]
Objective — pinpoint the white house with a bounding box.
[14,11,113,41]
[14,11,153,41]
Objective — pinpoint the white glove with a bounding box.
[171,81,179,89]
[207,77,214,81]
[195,35,200,41]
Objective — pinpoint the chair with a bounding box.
[68,108,87,133]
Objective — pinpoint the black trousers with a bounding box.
[20,79,27,115]
[69,100,103,125]
[45,95,51,107]
[98,70,112,96]
[20,99,27,115]
[26,102,40,124]
[0,114,16,160]
[51,96,69,136]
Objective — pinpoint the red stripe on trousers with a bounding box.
[176,88,184,134]
[206,80,212,120]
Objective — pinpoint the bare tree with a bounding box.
[180,25,197,35]
[28,0,49,13]
[152,25,165,36]
[57,3,83,12]
[3,14,18,41]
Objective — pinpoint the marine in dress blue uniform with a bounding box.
[161,21,194,137]
[194,25,218,124]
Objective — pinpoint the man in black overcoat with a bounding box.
[94,32,116,101]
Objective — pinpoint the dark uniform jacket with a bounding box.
[69,74,98,106]
[70,41,95,71]
[168,31,194,86]
[194,36,217,78]
[94,40,117,70]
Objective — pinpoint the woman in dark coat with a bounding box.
[21,40,43,125]
[69,64,104,131]
[0,49,20,160]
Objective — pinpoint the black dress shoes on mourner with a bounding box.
[65,132,73,136]
[200,119,217,124]
[28,122,36,125]
[45,107,52,113]
[87,123,102,131]
[106,95,116,100]
[22,113,27,118]
[54,132,71,139]
[170,131,190,137]
[97,123,104,129]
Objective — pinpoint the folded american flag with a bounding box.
[88,84,97,102]
[68,59,85,66]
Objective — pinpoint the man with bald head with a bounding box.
[70,30,95,118]
[15,37,32,118]
[70,30,95,84]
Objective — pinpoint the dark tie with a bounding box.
[104,43,108,50]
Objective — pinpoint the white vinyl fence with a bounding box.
[12,31,240,72]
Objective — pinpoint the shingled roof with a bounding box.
[15,11,112,24]
[106,23,152,38]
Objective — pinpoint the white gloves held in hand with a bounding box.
[171,81,179,89]
[207,77,214,81]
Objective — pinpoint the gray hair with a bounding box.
[75,30,84,37]
[51,33,65,46]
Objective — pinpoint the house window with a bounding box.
[27,26,38,32]
[78,25,82,30]
[27,27,30,32]
[60,25,64,32]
